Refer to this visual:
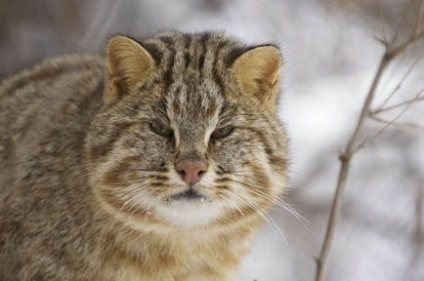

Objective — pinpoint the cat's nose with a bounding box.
[176,160,208,185]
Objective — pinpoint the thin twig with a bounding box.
[314,1,424,280]
[376,54,423,111]
[387,0,424,58]
[373,89,424,114]
[370,115,424,131]
[355,99,414,152]
[387,29,424,58]
[378,0,388,46]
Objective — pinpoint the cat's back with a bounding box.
[0,55,104,195]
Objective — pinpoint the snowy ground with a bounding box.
[1,0,423,280]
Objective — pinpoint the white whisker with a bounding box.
[228,190,288,245]
[249,188,316,237]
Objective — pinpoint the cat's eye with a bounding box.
[211,127,234,139]
[149,122,173,138]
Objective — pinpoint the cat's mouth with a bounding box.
[168,188,210,202]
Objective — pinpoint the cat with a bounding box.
[0,31,288,281]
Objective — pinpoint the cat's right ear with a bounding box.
[104,36,156,106]
[230,45,282,114]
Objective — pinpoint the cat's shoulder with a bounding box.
[0,54,104,94]
[0,54,106,180]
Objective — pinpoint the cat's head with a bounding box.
[85,32,288,230]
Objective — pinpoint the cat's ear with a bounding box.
[104,35,156,106]
[231,45,282,113]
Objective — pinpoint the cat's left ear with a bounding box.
[104,36,156,106]
[231,45,282,113]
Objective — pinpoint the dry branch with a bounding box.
[373,89,424,114]
[314,1,424,280]
[376,53,422,111]
[371,115,424,131]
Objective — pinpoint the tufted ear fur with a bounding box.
[231,46,282,113]
[104,36,156,106]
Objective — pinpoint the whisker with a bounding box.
[228,190,288,245]
[219,195,245,218]
[249,189,316,237]
[113,185,154,215]
[228,177,315,236]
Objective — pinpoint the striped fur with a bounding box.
[0,31,288,281]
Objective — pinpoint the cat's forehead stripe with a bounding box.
[162,80,223,123]
[211,42,227,95]
[141,32,240,98]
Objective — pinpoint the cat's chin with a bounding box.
[155,198,224,227]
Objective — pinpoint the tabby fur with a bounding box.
[0,31,287,281]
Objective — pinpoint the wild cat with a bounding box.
[0,31,288,281]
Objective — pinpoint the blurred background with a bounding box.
[1,0,423,280]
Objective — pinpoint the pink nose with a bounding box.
[176,160,208,185]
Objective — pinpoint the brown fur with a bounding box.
[0,31,288,281]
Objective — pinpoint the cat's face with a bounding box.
[86,32,287,229]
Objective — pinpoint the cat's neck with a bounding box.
[91,213,260,280]
[108,213,260,244]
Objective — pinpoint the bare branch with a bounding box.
[373,35,388,46]
[373,89,424,114]
[370,115,424,131]
[314,2,424,281]
[387,29,424,58]
[355,100,414,152]
[378,0,388,45]
[388,0,424,59]
[314,154,351,281]
[376,54,423,111]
